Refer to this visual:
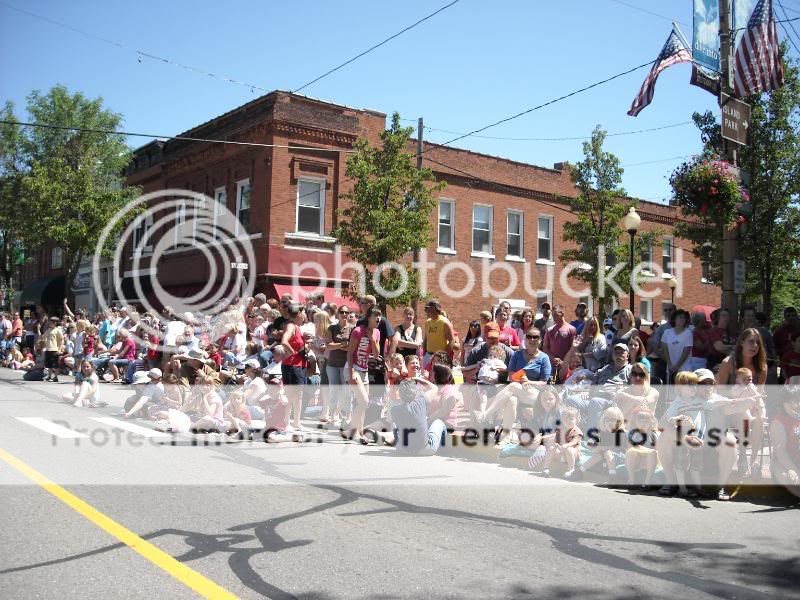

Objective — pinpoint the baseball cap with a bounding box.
[244,359,261,370]
[613,343,629,352]
[147,368,162,379]
[603,318,613,327]
[485,321,501,339]
[541,302,551,310]
[695,368,715,383]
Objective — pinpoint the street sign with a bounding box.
[720,93,750,146]
[734,259,746,295]
[230,262,248,270]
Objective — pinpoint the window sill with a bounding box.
[285,232,336,243]
[471,251,495,260]
[160,233,262,257]
[536,258,556,266]
[436,248,457,255]
[700,277,712,284]
[505,255,526,263]
[662,273,675,280]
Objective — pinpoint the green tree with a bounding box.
[689,46,800,318]
[10,86,140,305]
[333,112,445,308]
[0,102,26,307]
[559,126,658,312]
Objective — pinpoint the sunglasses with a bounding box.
[526,335,540,340]
[338,310,349,314]
[631,371,646,377]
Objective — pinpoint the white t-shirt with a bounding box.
[661,327,694,372]
[243,376,267,404]
[164,321,186,347]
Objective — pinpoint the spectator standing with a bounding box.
[533,302,554,333]
[569,302,588,336]
[542,305,576,374]
[422,299,453,366]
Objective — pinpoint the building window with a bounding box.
[507,210,523,258]
[438,199,455,251]
[214,186,227,238]
[174,201,187,247]
[472,205,493,255]
[236,179,251,235]
[701,260,711,282]
[662,238,673,274]
[295,178,324,236]
[661,301,672,320]
[534,292,551,315]
[51,247,63,269]
[538,216,553,261]
[133,213,153,255]
[641,243,653,273]
[640,299,652,322]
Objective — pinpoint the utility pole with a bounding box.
[412,117,423,316]
[719,0,739,326]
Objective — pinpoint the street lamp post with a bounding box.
[622,207,641,314]
[668,275,677,304]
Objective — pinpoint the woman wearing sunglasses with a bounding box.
[614,364,659,422]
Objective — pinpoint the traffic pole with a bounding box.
[719,0,740,326]
[412,117,423,316]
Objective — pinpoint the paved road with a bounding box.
[0,370,797,599]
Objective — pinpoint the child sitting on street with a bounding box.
[625,410,660,488]
[541,407,583,478]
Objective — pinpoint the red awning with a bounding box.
[270,283,360,311]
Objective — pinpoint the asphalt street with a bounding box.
[0,369,798,599]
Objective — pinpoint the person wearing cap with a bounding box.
[123,368,164,418]
[241,359,268,406]
[422,299,454,366]
[565,343,632,432]
[570,302,589,336]
[176,348,215,387]
[533,303,554,333]
[461,322,514,385]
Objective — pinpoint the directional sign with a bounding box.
[734,259,746,295]
[230,262,248,270]
[720,93,750,146]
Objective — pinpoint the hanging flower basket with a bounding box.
[669,155,747,228]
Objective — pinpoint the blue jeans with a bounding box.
[326,364,347,411]
[565,395,615,433]
[422,419,448,455]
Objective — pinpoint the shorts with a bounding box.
[281,364,308,386]
[45,351,59,369]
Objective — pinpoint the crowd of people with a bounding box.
[1,294,799,500]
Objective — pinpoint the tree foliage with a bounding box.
[1,86,140,305]
[688,46,800,318]
[559,126,659,312]
[333,112,445,308]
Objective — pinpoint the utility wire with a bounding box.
[0,120,358,154]
[420,120,693,142]
[606,0,691,28]
[425,59,657,153]
[292,0,461,93]
[0,1,273,94]
[776,1,800,54]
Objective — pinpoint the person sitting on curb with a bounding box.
[62,360,106,408]
[390,379,447,455]
[123,369,164,419]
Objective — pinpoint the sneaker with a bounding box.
[658,485,679,496]
[563,469,575,479]
[717,487,731,501]
[541,468,550,478]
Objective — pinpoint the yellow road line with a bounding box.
[0,447,238,599]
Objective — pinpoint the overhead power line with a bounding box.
[425,59,657,152]
[606,0,691,28]
[0,1,273,94]
[0,120,358,154]
[421,120,693,142]
[776,1,800,54]
[292,0,461,93]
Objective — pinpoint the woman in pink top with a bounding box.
[190,373,225,432]
[345,307,381,444]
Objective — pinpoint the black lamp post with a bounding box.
[668,275,677,304]
[622,207,641,314]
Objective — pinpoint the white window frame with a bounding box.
[506,209,524,260]
[662,237,673,275]
[537,215,554,264]
[51,247,63,269]
[639,298,653,322]
[295,177,325,237]
[661,301,672,321]
[213,186,227,239]
[437,198,456,254]
[471,204,494,258]
[191,197,204,243]
[236,178,251,236]
[641,242,654,275]
[701,260,711,284]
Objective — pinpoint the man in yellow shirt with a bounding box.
[43,316,64,382]
[422,299,454,365]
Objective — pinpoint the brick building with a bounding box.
[19,90,720,329]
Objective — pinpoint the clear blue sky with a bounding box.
[1,0,798,203]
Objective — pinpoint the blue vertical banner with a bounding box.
[693,0,721,72]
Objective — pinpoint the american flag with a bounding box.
[628,26,693,117]
[733,0,784,97]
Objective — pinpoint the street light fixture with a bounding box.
[668,275,678,304]
[622,207,641,313]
